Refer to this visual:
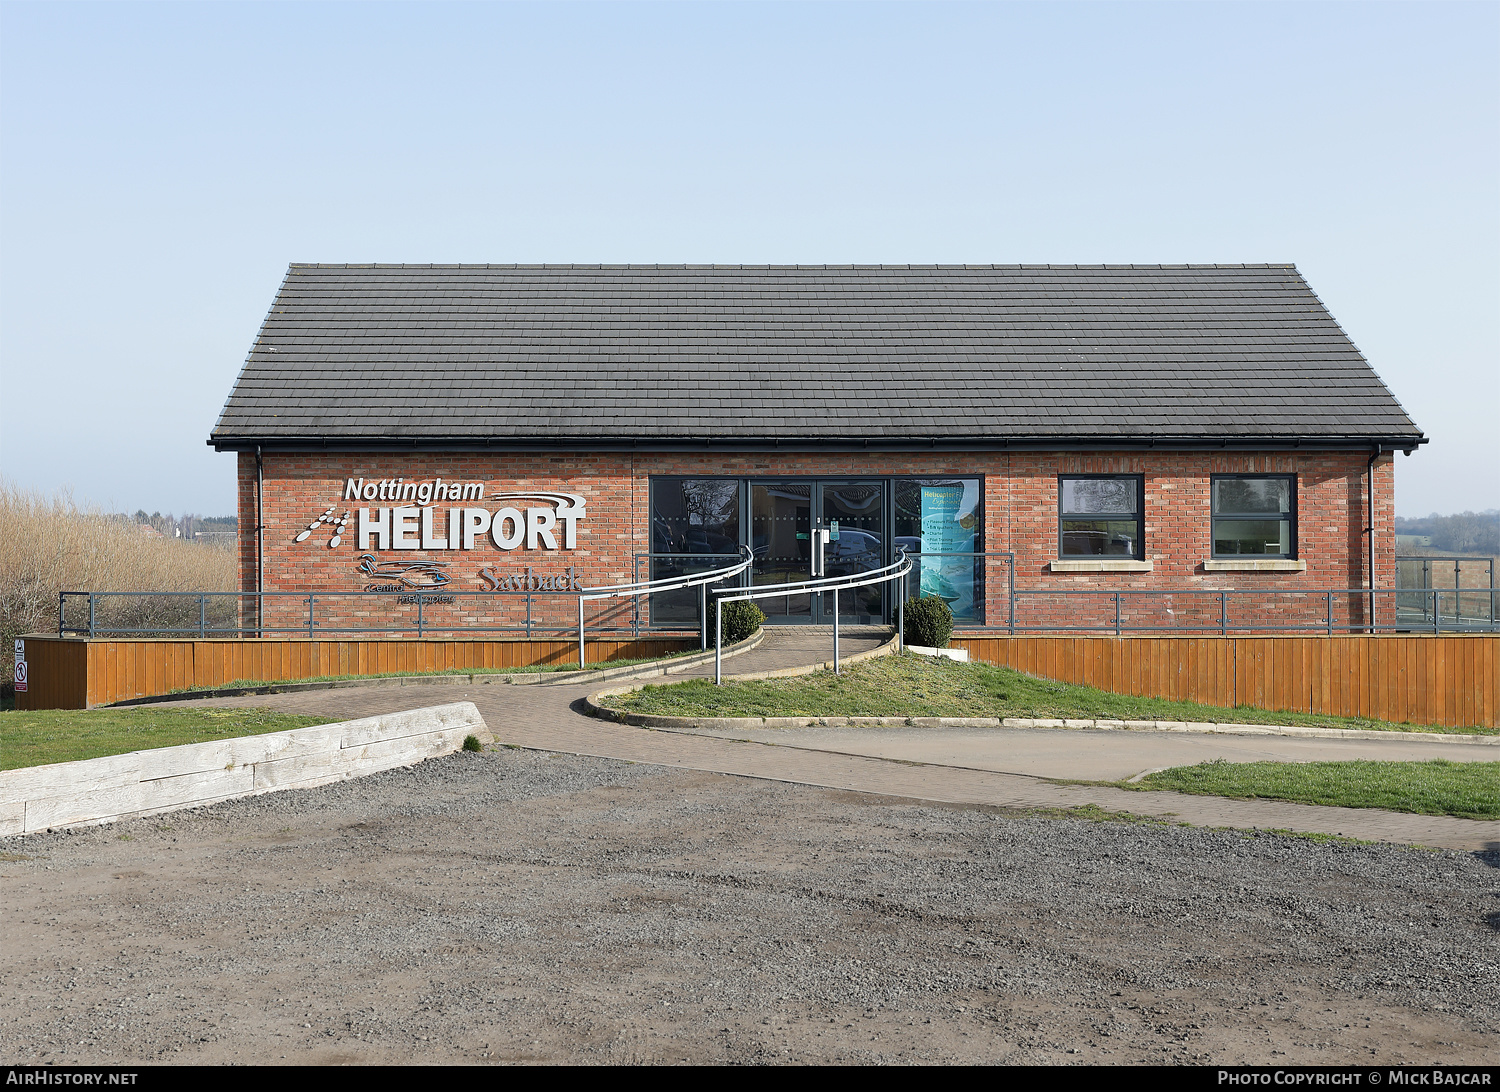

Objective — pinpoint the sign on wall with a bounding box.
[293,479,588,553]
[290,478,590,593]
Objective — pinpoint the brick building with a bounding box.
[210,264,1424,636]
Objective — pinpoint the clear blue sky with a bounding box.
[2,1,1496,517]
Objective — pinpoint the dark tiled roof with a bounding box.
[210,264,1424,450]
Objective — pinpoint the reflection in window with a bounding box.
[894,479,982,622]
[1060,476,1142,557]
[1212,477,1294,557]
[650,479,742,624]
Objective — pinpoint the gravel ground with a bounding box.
[3,748,1497,1066]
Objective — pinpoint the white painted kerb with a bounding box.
[0,701,490,838]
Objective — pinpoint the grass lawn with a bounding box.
[1118,759,1500,820]
[163,648,706,696]
[0,707,332,771]
[604,653,1496,735]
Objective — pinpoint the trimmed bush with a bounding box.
[718,600,765,646]
[903,595,954,649]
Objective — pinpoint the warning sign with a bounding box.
[13,659,26,693]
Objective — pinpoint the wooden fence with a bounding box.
[15,633,1497,728]
[952,635,1497,729]
[14,635,697,710]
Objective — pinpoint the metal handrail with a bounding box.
[575,546,753,666]
[56,569,1497,641]
[711,549,915,683]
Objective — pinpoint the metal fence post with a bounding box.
[1220,591,1227,636]
[898,590,905,652]
[307,595,315,638]
[1008,554,1016,636]
[1433,589,1440,635]
[715,599,723,685]
[199,594,206,638]
[578,596,586,668]
[1114,592,1121,637]
[417,593,424,637]
[89,593,95,639]
[700,583,708,652]
[833,587,840,674]
[57,592,64,637]
[1325,591,1332,637]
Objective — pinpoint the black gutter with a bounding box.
[210,434,1428,455]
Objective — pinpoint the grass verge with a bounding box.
[1112,759,1499,821]
[0,707,332,771]
[605,653,1495,735]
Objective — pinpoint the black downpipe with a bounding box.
[1367,445,1381,632]
[256,445,265,638]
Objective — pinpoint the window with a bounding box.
[1211,476,1295,557]
[649,478,742,623]
[1059,476,1142,558]
[894,478,983,621]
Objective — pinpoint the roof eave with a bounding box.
[209,433,1428,455]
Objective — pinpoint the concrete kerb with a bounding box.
[0,701,492,838]
[108,630,766,708]
[587,643,1500,744]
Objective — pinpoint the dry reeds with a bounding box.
[1,481,236,683]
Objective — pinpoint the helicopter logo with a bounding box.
[355,554,451,588]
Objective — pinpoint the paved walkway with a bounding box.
[166,629,1500,852]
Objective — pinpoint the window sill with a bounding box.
[1203,559,1307,572]
[1049,559,1154,573]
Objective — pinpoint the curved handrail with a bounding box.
[580,545,752,601]
[575,546,753,665]
[712,551,913,603]
[712,549,915,683]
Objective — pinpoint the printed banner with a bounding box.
[918,485,977,620]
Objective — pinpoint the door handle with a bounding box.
[811,528,829,576]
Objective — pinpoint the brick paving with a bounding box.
[166,629,1500,852]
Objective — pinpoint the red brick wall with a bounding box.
[236,449,1396,633]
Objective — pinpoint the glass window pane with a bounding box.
[894,478,982,622]
[651,479,740,556]
[1213,478,1290,515]
[650,479,742,624]
[1213,519,1290,555]
[1061,478,1137,515]
[1062,519,1139,557]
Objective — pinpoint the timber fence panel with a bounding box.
[952,634,1497,729]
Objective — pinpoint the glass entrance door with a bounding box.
[750,481,885,623]
[819,481,884,622]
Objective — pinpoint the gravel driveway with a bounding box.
[3,747,1497,1066]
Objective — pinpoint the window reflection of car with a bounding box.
[686,528,737,556]
[825,529,881,571]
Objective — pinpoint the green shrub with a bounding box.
[903,595,954,648]
[718,600,765,645]
[462,735,482,752]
